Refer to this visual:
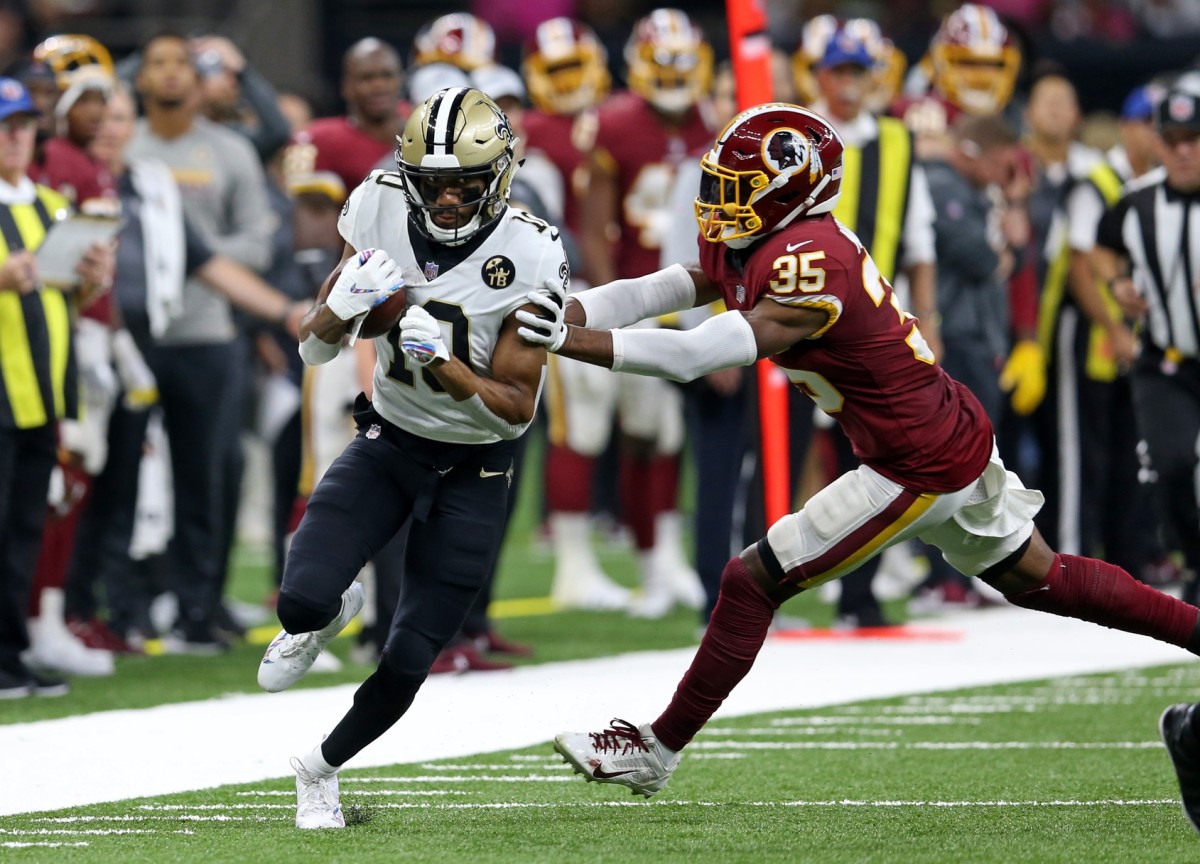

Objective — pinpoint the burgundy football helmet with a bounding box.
[695,103,844,247]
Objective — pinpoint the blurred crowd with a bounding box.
[2,1,1199,696]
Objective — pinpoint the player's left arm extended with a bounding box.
[552,297,827,383]
[421,307,547,439]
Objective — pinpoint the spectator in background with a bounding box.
[569,8,714,619]
[21,34,128,675]
[65,81,307,650]
[519,17,629,612]
[190,34,292,164]
[126,32,276,652]
[1029,74,1144,583]
[0,76,115,698]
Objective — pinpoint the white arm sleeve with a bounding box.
[610,310,758,382]
[574,263,697,329]
[298,332,341,365]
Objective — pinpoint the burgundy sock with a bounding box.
[649,455,681,517]
[1007,553,1200,652]
[619,454,655,550]
[651,557,778,751]
[544,446,595,513]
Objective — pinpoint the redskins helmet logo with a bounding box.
[762,128,823,183]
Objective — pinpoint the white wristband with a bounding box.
[575,263,696,329]
[298,332,341,365]
[460,393,529,440]
[610,311,758,382]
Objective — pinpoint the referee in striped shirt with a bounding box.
[1094,74,1200,606]
[0,77,113,698]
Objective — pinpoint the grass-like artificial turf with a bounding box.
[5,664,1199,863]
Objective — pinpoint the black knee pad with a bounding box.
[276,591,337,634]
[379,627,441,686]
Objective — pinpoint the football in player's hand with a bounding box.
[318,255,408,339]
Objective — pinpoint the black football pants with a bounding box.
[278,399,515,766]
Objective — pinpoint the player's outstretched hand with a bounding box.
[326,248,404,322]
[400,305,450,366]
[516,279,567,351]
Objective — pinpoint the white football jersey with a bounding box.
[339,170,568,444]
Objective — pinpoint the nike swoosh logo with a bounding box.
[479,468,506,478]
[786,240,812,252]
[592,766,637,780]
[348,285,377,294]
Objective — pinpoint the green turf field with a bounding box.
[3,664,1198,863]
[4,435,1199,860]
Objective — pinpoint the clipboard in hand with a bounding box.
[34,215,122,288]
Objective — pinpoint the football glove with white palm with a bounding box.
[325,248,405,322]
[399,305,450,366]
[515,279,568,351]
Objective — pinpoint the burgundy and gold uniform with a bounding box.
[284,117,395,204]
[701,214,991,493]
[594,91,712,279]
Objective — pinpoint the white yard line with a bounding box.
[1,606,1193,816]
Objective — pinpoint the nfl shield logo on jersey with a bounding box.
[424,261,440,281]
[366,423,381,439]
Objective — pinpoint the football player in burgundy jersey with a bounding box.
[544,8,716,617]
[517,103,1200,798]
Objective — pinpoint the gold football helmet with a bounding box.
[395,87,518,245]
[929,3,1021,116]
[625,8,712,115]
[33,34,113,90]
[522,17,610,116]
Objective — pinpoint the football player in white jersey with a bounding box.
[255,87,568,830]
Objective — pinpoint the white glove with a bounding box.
[399,305,450,366]
[515,279,568,351]
[325,248,405,322]
[111,328,158,410]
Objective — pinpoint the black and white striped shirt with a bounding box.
[1097,166,1200,359]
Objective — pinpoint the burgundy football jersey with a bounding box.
[33,136,116,212]
[593,91,712,279]
[522,108,596,236]
[285,117,396,204]
[701,214,993,493]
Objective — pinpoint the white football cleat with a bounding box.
[554,718,680,797]
[258,582,364,693]
[291,757,344,829]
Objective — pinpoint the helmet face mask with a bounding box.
[396,87,518,246]
[625,8,713,115]
[695,104,844,248]
[522,17,610,115]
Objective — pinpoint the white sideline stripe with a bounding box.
[0,606,1192,815]
[0,828,157,835]
[689,741,1163,750]
[125,798,1179,814]
[157,799,1186,811]
[3,842,89,848]
[238,787,471,795]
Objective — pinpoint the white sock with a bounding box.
[550,512,603,572]
[302,742,339,777]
